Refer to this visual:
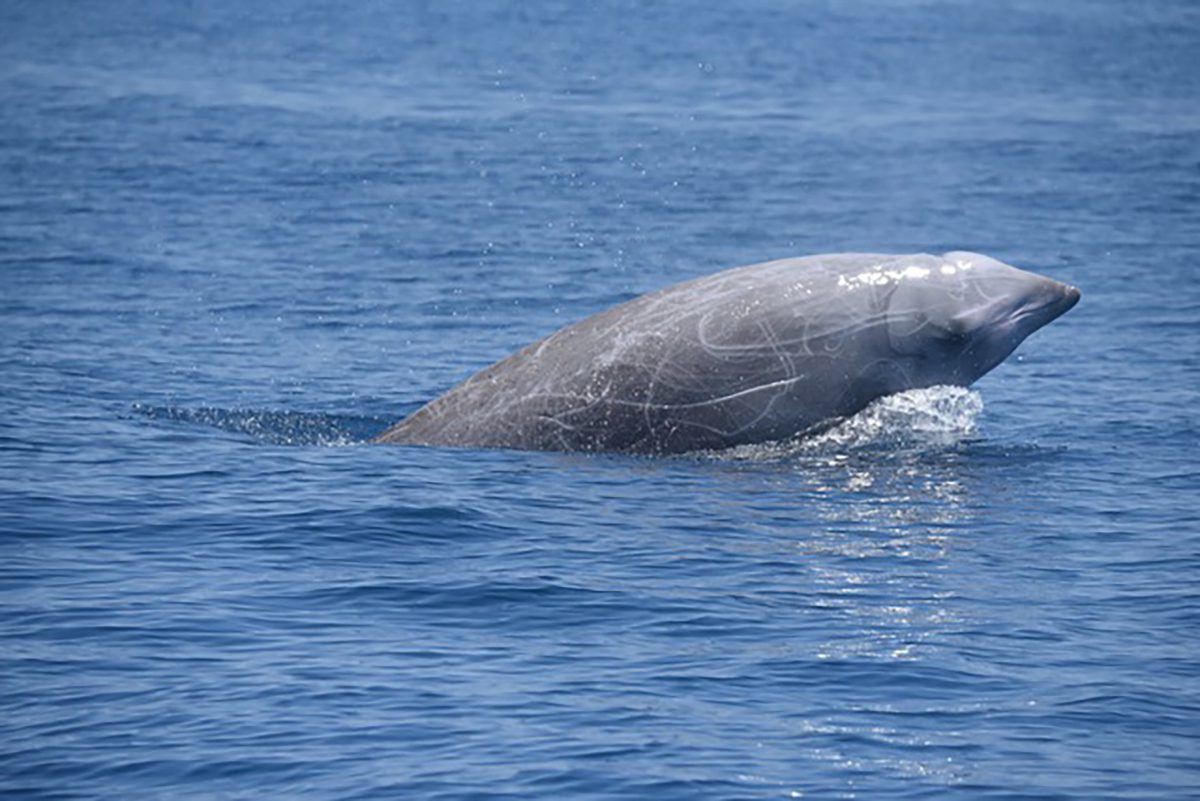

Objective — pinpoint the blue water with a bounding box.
[3,1,1199,798]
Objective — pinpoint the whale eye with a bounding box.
[934,317,969,343]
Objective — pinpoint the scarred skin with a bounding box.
[377,251,1079,454]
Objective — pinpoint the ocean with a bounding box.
[2,1,1198,798]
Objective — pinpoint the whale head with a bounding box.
[883,251,1080,389]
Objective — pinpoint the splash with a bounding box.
[133,404,392,447]
[710,385,984,461]
[135,387,982,455]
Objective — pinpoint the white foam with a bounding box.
[708,385,983,461]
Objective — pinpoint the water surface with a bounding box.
[2,1,1198,798]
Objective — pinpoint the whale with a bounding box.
[377,251,1080,455]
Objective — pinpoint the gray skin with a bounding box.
[377,251,1080,454]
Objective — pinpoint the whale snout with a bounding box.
[1035,277,1081,325]
[1060,282,1081,312]
[966,271,1080,338]
[945,266,1081,384]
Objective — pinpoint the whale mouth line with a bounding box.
[1008,288,1080,329]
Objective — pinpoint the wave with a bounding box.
[135,386,982,455]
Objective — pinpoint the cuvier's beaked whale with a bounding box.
[377,252,1080,454]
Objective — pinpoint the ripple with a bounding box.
[132,404,393,446]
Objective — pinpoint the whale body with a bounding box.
[377,251,1079,454]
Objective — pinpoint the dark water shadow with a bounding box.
[132,404,398,446]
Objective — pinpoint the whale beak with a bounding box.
[1063,283,1081,310]
[994,275,1081,339]
[1030,274,1081,320]
[1050,281,1081,320]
